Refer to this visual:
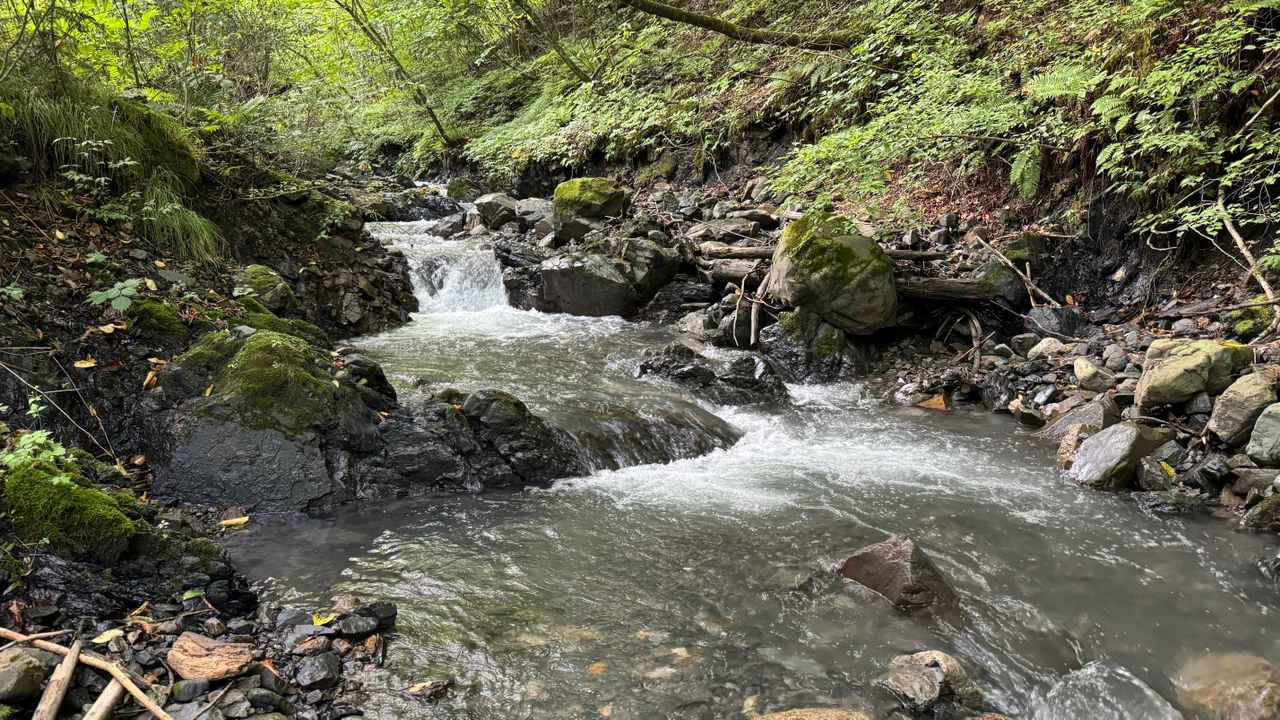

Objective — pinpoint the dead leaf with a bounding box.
[144,278,157,291]
[91,628,124,644]
[99,360,122,372]
[331,380,340,388]
[131,453,146,465]
[143,369,158,391]
[219,516,249,527]
[586,662,607,676]
[154,260,166,268]
[312,613,338,626]
[261,659,279,676]
[54,230,65,240]
[74,357,97,369]
[99,324,116,334]
[205,384,214,397]
[147,357,167,365]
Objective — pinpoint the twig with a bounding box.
[0,361,117,463]
[970,233,1060,308]
[0,628,73,651]
[83,679,126,720]
[0,191,55,243]
[190,682,234,720]
[1233,85,1280,140]
[1217,187,1280,341]
[33,638,83,720]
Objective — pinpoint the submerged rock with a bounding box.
[1173,652,1280,720]
[838,534,956,612]
[768,212,897,336]
[637,341,787,405]
[1032,661,1183,720]
[876,650,984,713]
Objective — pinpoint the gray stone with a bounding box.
[1011,333,1041,358]
[246,688,291,713]
[514,198,553,231]
[1185,391,1213,415]
[1034,395,1121,443]
[1135,339,1253,407]
[838,534,956,612]
[1067,422,1177,490]
[0,648,48,702]
[875,663,942,713]
[275,608,311,630]
[474,193,518,228]
[1151,440,1189,467]
[1134,488,1205,515]
[229,325,257,340]
[1074,358,1116,392]
[1233,468,1279,495]
[1103,343,1129,372]
[768,214,897,336]
[974,262,1028,307]
[882,651,983,712]
[1209,370,1278,446]
[173,678,210,703]
[539,252,637,317]
[167,703,225,720]
[333,616,378,638]
[1137,456,1174,491]
[1247,403,1280,466]
[295,652,342,691]
[1027,337,1068,361]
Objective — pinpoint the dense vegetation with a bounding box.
[0,0,1277,257]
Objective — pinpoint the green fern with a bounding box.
[1028,65,1100,101]
[1010,146,1042,198]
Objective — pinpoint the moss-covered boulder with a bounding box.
[0,460,136,564]
[758,307,865,382]
[127,298,190,345]
[553,178,627,219]
[233,265,298,314]
[769,213,897,335]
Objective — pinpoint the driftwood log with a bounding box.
[697,259,767,289]
[895,277,996,302]
[697,245,948,262]
[33,638,82,720]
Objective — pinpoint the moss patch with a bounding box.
[553,177,626,218]
[1231,294,1274,339]
[127,299,189,345]
[208,330,339,436]
[446,178,470,200]
[0,463,136,563]
[636,154,677,186]
[288,319,331,348]
[237,297,273,316]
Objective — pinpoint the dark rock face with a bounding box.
[638,341,788,405]
[539,252,638,317]
[838,534,956,612]
[758,308,866,382]
[1025,306,1100,338]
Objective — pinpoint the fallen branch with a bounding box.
[83,679,126,720]
[1218,187,1280,341]
[615,0,859,49]
[33,638,82,720]
[190,682,234,720]
[0,628,72,651]
[969,233,1060,308]
[0,628,170,720]
[989,304,1088,343]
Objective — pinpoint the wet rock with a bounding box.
[768,212,897,336]
[1027,337,1068,361]
[354,601,398,629]
[1247,404,1280,466]
[1134,488,1205,515]
[1173,652,1280,720]
[168,632,254,680]
[1056,424,1098,467]
[1035,661,1183,720]
[1008,397,1045,427]
[1010,333,1041,358]
[1242,495,1280,531]
[838,534,956,612]
[290,635,332,656]
[1074,358,1116,392]
[759,711,872,720]
[1151,440,1189,467]
[474,193,518,228]
[1210,370,1279,446]
[233,265,298,315]
[608,236,680,301]
[974,262,1028,307]
[1136,456,1175,491]
[276,608,311,630]
[515,198,553,232]
[1025,306,1099,338]
[1035,395,1120,443]
[638,341,787,405]
[758,307,864,382]
[879,650,984,713]
[539,251,637,317]
[1234,468,1279,496]
[1067,422,1176,490]
[296,652,343,691]
[1180,454,1234,495]
[332,616,378,638]
[1135,339,1252,407]
[0,648,48,701]
[875,662,942,713]
[172,678,210,702]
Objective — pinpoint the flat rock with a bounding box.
[1247,403,1280,466]
[1209,370,1278,446]
[296,652,342,691]
[0,648,48,702]
[168,632,254,681]
[1135,339,1252,407]
[1035,395,1120,443]
[1067,422,1176,490]
[1173,652,1280,720]
[838,534,956,612]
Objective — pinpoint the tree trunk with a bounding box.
[894,276,995,301]
[614,0,858,49]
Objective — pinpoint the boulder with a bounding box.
[539,252,638,317]
[1034,395,1120,443]
[1035,661,1183,720]
[1242,494,1280,531]
[1136,456,1175,491]
[637,341,788,405]
[515,198,554,232]
[1211,370,1279,446]
[553,177,627,218]
[0,648,48,701]
[1074,358,1116,392]
[1247,404,1280,466]
[1011,333,1041,358]
[974,262,1028,307]
[609,236,680,301]
[1027,337,1068,361]
[232,265,298,315]
[1103,343,1129,371]
[168,632,254,680]
[768,212,897,336]
[295,652,342,691]
[1135,339,1253,407]
[877,651,984,713]
[1025,306,1099,338]
[757,307,861,382]
[1067,422,1176,490]
[838,534,956,612]
[1173,652,1280,720]
[474,193,519,228]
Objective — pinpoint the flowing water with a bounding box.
[227,222,1280,719]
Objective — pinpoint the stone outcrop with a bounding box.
[1135,339,1252,407]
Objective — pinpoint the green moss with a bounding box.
[208,330,338,436]
[1231,294,1274,339]
[779,211,887,290]
[777,310,805,342]
[176,330,241,370]
[1002,233,1038,264]
[238,297,273,316]
[288,319,331,348]
[553,177,625,218]
[813,326,844,360]
[235,265,298,312]
[0,464,136,563]
[446,178,470,200]
[245,312,297,336]
[127,299,189,345]
[105,487,151,521]
[183,537,227,573]
[635,154,677,186]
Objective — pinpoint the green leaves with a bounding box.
[1010,146,1042,199]
[87,278,142,311]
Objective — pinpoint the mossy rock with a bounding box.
[0,463,136,564]
[446,178,471,200]
[205,330,340,437]
[636,154,677,186]
[771,212,897,336]
[157,330,243,399]
[241,314,331,348]
[553,178,627,219]
[1231,295,1274,339]
[287,319,331,348]
[233,265,298,314]
[127,299,189,345]
[237,297,273,316]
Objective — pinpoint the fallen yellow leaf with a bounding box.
[332,380,340,388]
[312,613,338,626]
[204,384,214,397]
[99,324,116,334]
[154,260,166,267]
[91,628,124,644]
[74,357,97,369]
[147,357,167,365]
[144,278,157,291]
[219,516,250,527]
[143,369,158,391]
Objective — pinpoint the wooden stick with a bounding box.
[0,628,72,651]
[0,629,171,720]
[83,679,127,720]
[970,233,1060,308]
[33,638,83,720]
[190,682,233,720]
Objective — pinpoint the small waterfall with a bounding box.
[366,221,508,313]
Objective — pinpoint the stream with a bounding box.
[226,221,1280,719]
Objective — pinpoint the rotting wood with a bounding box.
[83,679,126,720]
[33,638,82,720]
[698,259,766,288]
[696,245,947,261]
[0,628,171,720]
[894,276,995,302]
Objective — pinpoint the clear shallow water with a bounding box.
[226,223,1280,719]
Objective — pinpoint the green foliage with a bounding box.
[126,298,191,344]
[88,278,142,311]
[0,284,22,302]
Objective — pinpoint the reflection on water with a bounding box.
[226,224,1280,719]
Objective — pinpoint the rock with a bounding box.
[172,678,210,702]
[1074,358,1116,392]
[539,251,637,317]
[1027,337,1068,361]
[1173,652,1280,720]
[1248,403,1280,466]
[759,711,871,720]
[1186,390,1214,415]
[1180,454,1234,494]
[875,663,942,714]
[638,341,788,405]
[1067,422,1176,490]
[1034,395,1120,443]
[514,198,553,231]
[332,616,378,638]
[552,213,604,242]
[1134,488,1205,515]
[1103,343,1129,371]
[232,265,298,315]
[0,648,48,701]
[1234,467,1279,495]
[881,651,984,712]
[1008,397,1045,427]
[1243,494,1280,531]
[290,635,332,656]
[167,703,225,720]
[757,307,862,382]
[974,262,1028,307]
[1151,440,1189,467]
[768,212,897,336]
[296,652,342,691]
[1211,370,1279,446]
[354,601,398,628]
[1136,456,1175,491]
[838,534,956,612]
[1035,661,1183,720]
[553,177,627,219]
[1025,306,1099,338]
[474,193,519,228]
[1135,339,1253,407]
[1010,333,1041,357]
[276,608,311,630]
[245,688,291,712]
[1056,424,1098,466]
[167,632,254,680]
[608,236,680,301]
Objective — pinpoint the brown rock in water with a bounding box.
[838,534,956,611]
[168,632,254,680]
[1173,652,1280,720]
[760,711,872,720]
[1056,423,1099,467]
